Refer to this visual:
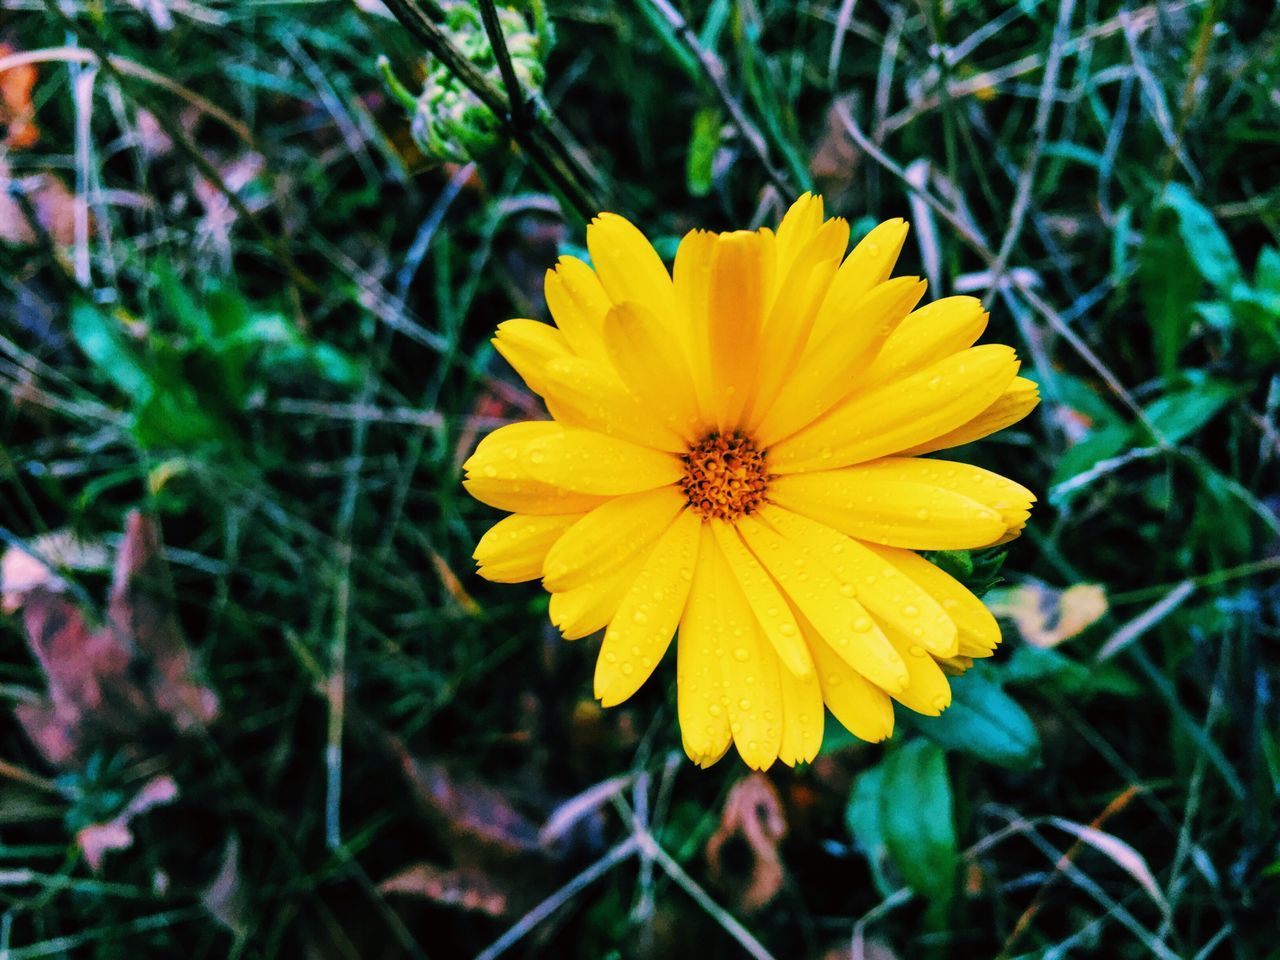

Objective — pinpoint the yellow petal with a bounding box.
[474,513,581,583]
[882,623,953,716]
[542,486,686,591]
[775,193,826,277]
[594,509,701,707]
[744,223,845,426]
[677,525,732,766]
[861,296,988,390]
[771,344,1021,472]
[735,514,908,693]
[777,655,824,766]
[707,230,772,428]
[850,458,1035,536]
[587,212,676,323]
[862,543,1002,656]
[549,550,649,640]
[768,468,1007,550]
[673,228,719,419]
[540,356,686,452]
[463,476,609,516]
[544,257,611,364]
[755,277,927,447]
[710,534,783,770]
[803,615,894,743]
[603,302,702,439]
[808,218,910,345]
[755,504,958,657]
[902,376,1041,455]
[708,520,814,677]
[464,422,682,496]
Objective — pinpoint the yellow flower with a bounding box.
[464,194,1039,770]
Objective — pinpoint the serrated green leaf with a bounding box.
[881,740,957,911]
[905,670,1041,769]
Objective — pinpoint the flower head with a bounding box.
[465,195,1039,769]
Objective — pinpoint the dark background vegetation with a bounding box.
[1,0,1278,957]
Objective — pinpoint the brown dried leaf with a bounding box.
[378,863,509,917]
[809,99,861,207]
[705,773,788,915]
[989,581,1109,649]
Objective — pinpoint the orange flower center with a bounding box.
[680,432,769,522]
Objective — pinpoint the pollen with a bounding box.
[680,431,770,522]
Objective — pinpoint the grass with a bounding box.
[2,0,1278,957]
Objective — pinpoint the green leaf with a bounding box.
[844,764,895,897]
[881,740,957,912]
[1142,373,1235,444]
[1256,246,1280,295]
[1159,183,1244,292]
[905,670,1041,769]
[685,106,721,198]
[69,302,154,402]
[1002,644,1141,698]
[1138,205,1201,376]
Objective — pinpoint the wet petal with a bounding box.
[464,422,682,496]
[771,344,1021,472]
[594,509,701,706]
[861,295,988,389]
[736,514,908,693]
[677,525,732,766]
[709,520,814,677]
[903,376,1040,455]
[756,504,958,657]
[542,487,686,591]
[756,277,927,447]
[474,513,581,583]
[768,467,1007,550]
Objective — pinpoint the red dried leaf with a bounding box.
[8,511,218,767]
[400,754,542,862]
[705,773,789,915]
[0,43,40,150]
[378,863,509,917]
[77,774,179,872]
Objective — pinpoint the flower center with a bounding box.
[680,431,769,522]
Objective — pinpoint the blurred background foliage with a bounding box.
[1,0,1278,957]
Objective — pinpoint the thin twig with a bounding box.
[472,837,640,960]
[476,0,530,128]
[983,0,1078,309]
[643,0,795,196]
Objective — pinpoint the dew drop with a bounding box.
[779,622,797,637]
[909,644,925,657]
[482,464,498,478]
[853,616,872,632]
[733,647,749,662]
[621,662,635,676]
[904,604,920,617]
[739,698,752,710]
[709,703,722,717]
[839,583,856,598]
[916,508,930,520]
[632,610,649,625]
